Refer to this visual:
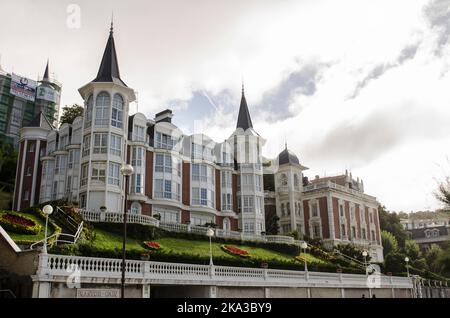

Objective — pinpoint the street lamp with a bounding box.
[300,241,308,272]
[206,227,215,266]
[42,205,53,254]
[405,257,410,277]
[362,250,368,275]
[120,163,134,299]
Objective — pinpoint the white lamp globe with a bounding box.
[362,250,368,257]
[405,257,409,263]
[42,205,53,215]
[120,164,134,176]
[300,242,308,249]
[206,228,214,237]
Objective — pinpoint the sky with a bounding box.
[1,0,450,212]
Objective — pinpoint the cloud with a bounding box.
[424,0,450,55]
[302,103,450,168]
[348,42,421,99]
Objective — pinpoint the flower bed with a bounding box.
[0,211,42,235]
[143,241,161,250]
[221,245,250,258]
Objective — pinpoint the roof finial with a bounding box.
[241,75,245,96]
[110,11,114,35]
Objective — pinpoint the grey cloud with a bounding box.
[302,103,450,168]
[424,0,450,56]
[349,42,420,99]
[255,63,329,122]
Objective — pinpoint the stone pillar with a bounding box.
[142,284,151,298]
[209,286,217,298]
[264,288,270,298]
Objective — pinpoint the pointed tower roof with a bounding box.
[92,21,127,87]
[236,83,253,130]
[43,59,50,81]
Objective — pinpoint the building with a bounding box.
[12,24,383,261]
[263,149,383,262]
[401,217,450,249]
[0,60,60,146]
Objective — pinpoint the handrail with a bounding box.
[0,289,16,298]
[29,221,83,250]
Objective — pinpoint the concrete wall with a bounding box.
[268,287,308,298]
[217,286,265,298]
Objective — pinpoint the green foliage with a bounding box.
[264,209,279,235]
[381,230,399,255]
[59,104,83,125]
[378,205,408,248]
[425,244,443,273]
[435,249,450,278]
[404,240,422,260]
[384,251,407,274]
[335,243,370,263]
[286,229,301,240]
[435,177,450,208]
[0,210,42,234]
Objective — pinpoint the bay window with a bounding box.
[110,134,122,156]
[155,132,176,149]
[133,125,145,142]
[82,135,90,157]
[91,162,106,183]
[95,92,110,126]
[93,133,108,154]
[132,147,144,167]
[108,162,120,186]
[111,94,123,128]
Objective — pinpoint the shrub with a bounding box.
[0,210,42,234]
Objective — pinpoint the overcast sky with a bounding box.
[1,0,450,212]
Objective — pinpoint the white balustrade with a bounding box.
[39,254,413,289]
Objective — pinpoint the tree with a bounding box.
[60,104,84,125]
[425,244,443,273]
[384,251,407,274]
[405,240,422,260]
[435,249,450,278]
[381,230,398,256]
[435,177,450,207]
[378,205,408,248]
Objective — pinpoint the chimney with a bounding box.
[155,109,173,123]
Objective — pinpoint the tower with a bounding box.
[78,23,136,212]
[36,60,62,128]
[274,144,308,234]
[228,84,266,235]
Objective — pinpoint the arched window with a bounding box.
[131,202,141,215]
[281,203,285,216]
[111,93,124,128]
[85,95,93,128]
[294,174,299,187]
[95,91,110,126]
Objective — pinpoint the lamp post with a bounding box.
[300,241,308,272]
[120,163,134,299]
[362,250,368,275]
[206,227,214,266]
[405,257,410,277]
[42,205,53,254]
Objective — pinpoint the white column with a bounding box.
[16,139,28,211]
[30,139,41,205]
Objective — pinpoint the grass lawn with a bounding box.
[91,229,326,265]
[0,211,55,243]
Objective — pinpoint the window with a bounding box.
[281,203,285,216]
[164,180,172,199]
[110,134,122,156]
[91,162,106,183]
[287,202,291,216]
[339,204,344,217]
[108,163,120,186]
[341,224,346,237]
[191,215,213,226]
[192,187,213,207]
[221,171,232,188]
[54,156,65,175]
[52,181,58,200]
[80,193,86,208]
[191,143,203,159]
[241,174,254,190]
[351,226,356,238]
[294,174,299,187]
[26,166,32,176]
[132,174,143,194]
[155,153,172,172]
[130,147,143,167]
[313,224,321,238]
[111,94,123,128]
[154,209,179,223]
[243,196,254,213]
[66,176,72,194]
[95,92,110,126]
[93,133,108,154]
[23,190,30,201]
[369,211,373,223]
[68,150,74,169]
[222,193,232,210]
[311,202,318,217]
[362,228,367,240]
[133,125,145,142]
[255,196,263,214]
[244,222,255,233]
[192,164,213,183]
[360,206,365,223]
[155,132,176,149]
[85,95,93,128]
[371,230,376,241]
[82,135,91,157]
[131,202,141,215]
[255,175,262,192]
[28,143,35,152]
[81,164,89,186]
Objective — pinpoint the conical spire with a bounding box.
[43,59,50,81]
[236,82,253,130]
[92,22,127,87]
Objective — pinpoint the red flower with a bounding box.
[2,213,35,227]
[144,241,161,250]
[222,245,250,257]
